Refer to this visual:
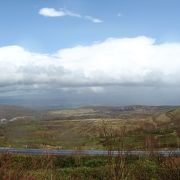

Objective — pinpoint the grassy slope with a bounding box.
[0,105,36,120]
[0,106,179,150]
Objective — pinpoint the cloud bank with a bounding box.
[1,36,180,94]
[39,8,102,23]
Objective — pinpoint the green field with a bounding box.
[0,106,179,150]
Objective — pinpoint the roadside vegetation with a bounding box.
[0,106,179,179]
[0,132,179,179]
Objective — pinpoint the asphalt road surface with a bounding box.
[0,147,179,157]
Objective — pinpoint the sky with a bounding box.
[1,0,180,108]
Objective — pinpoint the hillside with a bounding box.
[0,105,179,150]
[0,105,37,121]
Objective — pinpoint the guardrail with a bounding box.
[0,147,179,157]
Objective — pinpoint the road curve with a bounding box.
[0,147,179,157]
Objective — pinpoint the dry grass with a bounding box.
[0,106,179,150]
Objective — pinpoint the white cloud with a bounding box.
[84,16,103,23]
[64,10,81,18]
[39,7,102,23]
[1,36,180,94]
[39,8,67,17]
